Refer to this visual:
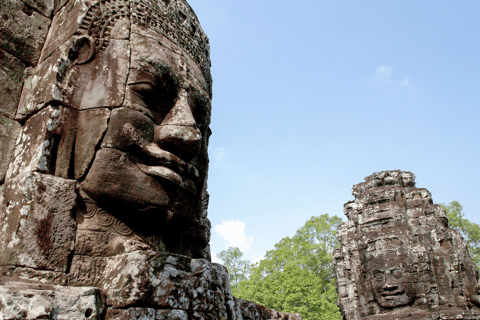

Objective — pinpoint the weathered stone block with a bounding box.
[0,116,21,184]
[74,108,111,179]
[0,281,103,320]
[105,308,156,320]
[22,0,55,18]
[155,310,188,320]
[0,48,25,118]
[39,0,91,63]
[0,172,78,272]
[6,105,63,179]
[0,265,67,285]
[16,36,73,120]
[69,252,231,313]
[66,38,130,110]
[0,0,51,66]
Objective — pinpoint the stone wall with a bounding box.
[0,0,52,183]
[334,170,480,319]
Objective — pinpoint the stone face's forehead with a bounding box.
[130,32,210,96]
[75,0,211,89]
[130,33,187,81]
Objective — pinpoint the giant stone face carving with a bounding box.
[7,0,213,259]
[0,1,305,318]
[334,170,480,319]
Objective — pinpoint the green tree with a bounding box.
[441,201,480,268]
[236,214,343,320]
[217,247,253,295]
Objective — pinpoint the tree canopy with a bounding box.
[441,201,480,268]
[217,247,253,295]
[234,214,343,320]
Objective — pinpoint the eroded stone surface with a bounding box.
[16,38,73,120]
[68,252,230,311]
[0,48,25,118]
[0,281,103,320]
[66,251,298,319]
[0,0,51,66]
[334,170,480,319]
[0,172,77,272]
[74,108,111,179]
[22,0,55,18]
[0,265,67,285]
[0,116,21,184]
[6,105,64,179]
[234,298,303,320]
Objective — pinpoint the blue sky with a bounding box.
[187,0,480,263]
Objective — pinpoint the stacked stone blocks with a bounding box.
[334,171,480,319]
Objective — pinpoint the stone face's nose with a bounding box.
[155,89,202,162]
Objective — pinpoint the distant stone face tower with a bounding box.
[334,171,480,319]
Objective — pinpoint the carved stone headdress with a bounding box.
[78,0,212,87]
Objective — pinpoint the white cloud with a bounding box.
[372,66,412,88]
[375,65,394,82]
[214,220,254,252]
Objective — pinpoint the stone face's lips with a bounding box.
[381,290,405,296]
[381,291,405,300]
[135,142,201,194]
[136,162,198,194]
[381,293,404,298]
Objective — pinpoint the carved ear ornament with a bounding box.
[69,35,96,65]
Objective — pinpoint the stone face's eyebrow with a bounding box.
[127,68,157,85]
[130,58,183,89]
[132,55,173,73]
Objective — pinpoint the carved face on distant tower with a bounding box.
[366,254,415,309]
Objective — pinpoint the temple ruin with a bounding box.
[334,170,480,319]
[0,0,301,318]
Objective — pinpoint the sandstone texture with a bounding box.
[0,172,77,272]
[334,170,480,319]
[0,116,21,183]
[0,0,302,318]
[0,48,25,119]
[0,281,103,320]
[0,0,51,66]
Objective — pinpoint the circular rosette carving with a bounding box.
[96,210,115,227]
[82,198,99,218]
[113,220,133,236]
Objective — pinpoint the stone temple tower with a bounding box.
[334,170,480,319]
[0,0,302,318]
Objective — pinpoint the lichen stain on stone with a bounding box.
[35,210,53,257]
